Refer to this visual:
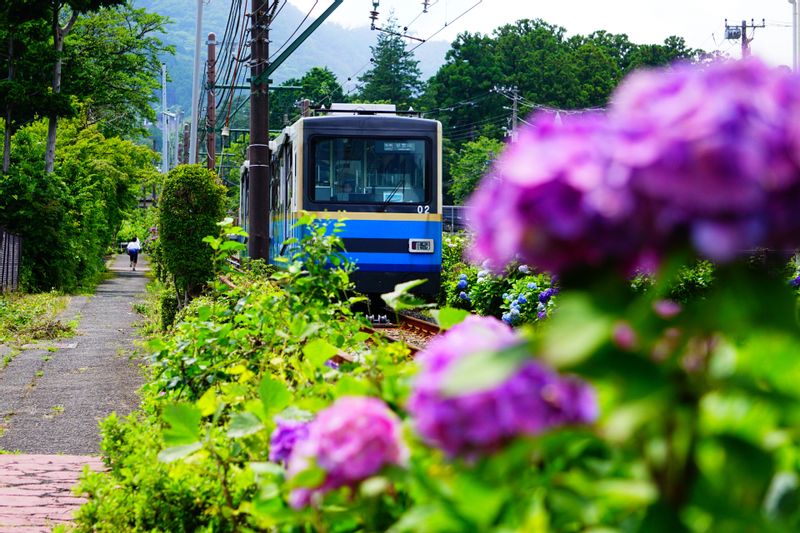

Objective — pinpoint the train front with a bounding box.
[299,113,442,296]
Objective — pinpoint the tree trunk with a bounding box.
[3,35,13,174]
[44,9,78,174]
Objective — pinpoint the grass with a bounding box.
[0,292,73,347]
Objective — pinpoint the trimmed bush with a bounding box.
[158,165,226,306]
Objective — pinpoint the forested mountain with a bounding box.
[133,0,449,113]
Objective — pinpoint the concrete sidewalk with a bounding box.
[0,253,149,530]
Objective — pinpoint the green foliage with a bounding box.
[424,20,704,148]
[270,67,345,128]
[158,164,226,304]
[632,260,716,303]
[63,1,174,139]
[358,16,423,107]
[448,136,505,204]
[0,118,154,291]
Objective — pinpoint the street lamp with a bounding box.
[790,0,798,71]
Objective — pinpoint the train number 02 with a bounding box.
[417,205,430,214]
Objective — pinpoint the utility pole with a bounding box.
[791,0,798,70]
[206,33,217,171]
[510,86,519,143]
[161,63,169,175]
[724,18,765,58]
[174,110,183,168]
[248,0,274,260]
[189,0,204,164]
[182,124,190,164]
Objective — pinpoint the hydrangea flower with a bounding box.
[287,396,408,508]
[527,282,538,290]
[468,58,800,272]
[458,291,469,300]
[456,279,468,290]
[518,264,531,274]
[407,316,597,457]
[790,275,800,288]
[539,288,556,304]
[537,311,548,320]
[517,294,528,304]
[458,273,467,280]
[269,418,310,464]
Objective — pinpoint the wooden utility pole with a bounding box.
[724,18,765,59]
[206,32,217,171]
[248,0,274,260]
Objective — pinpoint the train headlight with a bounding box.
[409,239,434,253]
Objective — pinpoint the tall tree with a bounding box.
[357,16,422,107]
[63,3,172,139]
[42,0,126,173]
[269,67,345,128]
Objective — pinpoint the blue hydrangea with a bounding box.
[456,279,468,290]
[510,301,520,311]
[537,302,546,312]
[501,313,513,325]
[477,270,489,278]
[527,282,538,290]
[458,273,468,280]
[459,291,470,300]
[518,265,531,274]
[517,294,528,304]
[790,275,800,288]
[510,308,520,317]
[502,293,509,300]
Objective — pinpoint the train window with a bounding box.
[310,137,428,204]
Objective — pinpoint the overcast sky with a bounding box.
[288,0,796,67]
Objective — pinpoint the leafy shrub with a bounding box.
[158,165,226,305]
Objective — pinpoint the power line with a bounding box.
[270,0,319,61]
[408,0,482,53]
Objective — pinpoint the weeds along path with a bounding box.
[0,253,148,455]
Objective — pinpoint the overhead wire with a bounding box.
[408,0,482,53]
[270,0,319,61]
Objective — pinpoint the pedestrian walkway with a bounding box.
[0,253,149,531]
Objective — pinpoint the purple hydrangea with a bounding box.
[790,275,800,288]
[467,113,646,274]
[286,396,408,508]
[468,58,800,273]
[407,316,597,458]
[269,418,310,464]
[538,288,556,304]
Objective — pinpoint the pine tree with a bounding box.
[357,16,423,107]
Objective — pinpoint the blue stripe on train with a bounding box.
[337,220,442,265]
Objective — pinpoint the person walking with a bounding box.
[126,237,141,271]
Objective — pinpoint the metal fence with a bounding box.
[442,205,470,232]
[0,228,21,292]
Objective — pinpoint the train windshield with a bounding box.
[311,137,428,204]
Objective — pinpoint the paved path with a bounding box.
[0,254,148,531]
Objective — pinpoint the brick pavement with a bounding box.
[0,454,103,532]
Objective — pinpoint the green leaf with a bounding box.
[441,342,531,397]
[290,465,326,489]
[157,442,203,463]
[228,412,265,438]
[259,375,291,414]
[162,403,202,446]
[381,279,434,311]
[333,375,370,397]
[303,339,339,368]
[431,307,469,330]
[541,294,612,368]
[196,387,218,417]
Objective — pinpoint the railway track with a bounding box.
[367,312,440,354]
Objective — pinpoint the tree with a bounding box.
[269,67,345,129]
[42,0,127,173]
[357,16,423,107]
[63,3,173,139]
[448,136,504,204]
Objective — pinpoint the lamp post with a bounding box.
[791,0,798,71]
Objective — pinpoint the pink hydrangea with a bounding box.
[407,316,597,458]
[286,396,408,508]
